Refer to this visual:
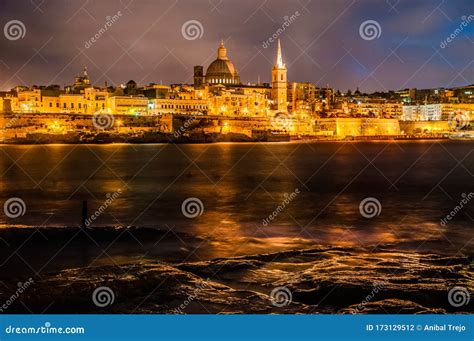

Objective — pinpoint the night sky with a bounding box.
[0,0,472,92]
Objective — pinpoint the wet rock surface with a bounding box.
[0,245,471,314]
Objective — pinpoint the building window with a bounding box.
[49,102,52,108]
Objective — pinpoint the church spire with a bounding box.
[276,39,285,69]
[271,39,288,112]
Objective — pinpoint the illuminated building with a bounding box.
[107,95,148,115]
[208,86,268,117]
[355,98,402,119]
[453,85,474,102]
[402,104,442,121]
[396,88,416,103]
[84,87,109,114]
[41,95,60,113]
[204,41,240,85]
[148,98,208,115]
[15,89,41,112]
[59,94,86,114]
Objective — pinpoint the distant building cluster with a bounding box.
[0,39,473,138]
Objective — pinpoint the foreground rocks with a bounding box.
[0,245,471,314]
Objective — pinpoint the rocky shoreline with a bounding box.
[0,227,471,314]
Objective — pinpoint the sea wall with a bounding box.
[399,121,450,134]
[0,113,174,140]
[316,118,401,137]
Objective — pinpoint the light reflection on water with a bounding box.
[0,141,472,259]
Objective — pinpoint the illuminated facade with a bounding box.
[107,96,148,115]
[208,86,268,117]
[402,104,442,121]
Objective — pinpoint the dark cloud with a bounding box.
[0,0,472,91]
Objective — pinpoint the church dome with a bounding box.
[205,41,240,85]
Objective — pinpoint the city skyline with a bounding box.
[1,0,473,92]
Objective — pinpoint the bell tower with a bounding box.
[271,39,287,112]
